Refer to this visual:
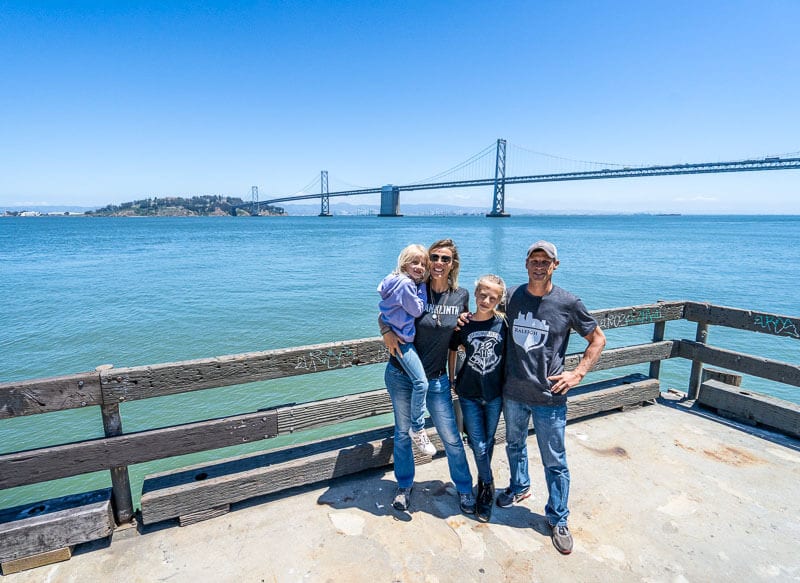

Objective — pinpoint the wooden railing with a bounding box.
[681,302,800,396]
[1,300,798,571]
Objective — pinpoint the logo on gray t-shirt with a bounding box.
[512,312,550,352]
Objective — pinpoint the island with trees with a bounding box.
[85,195,285,217]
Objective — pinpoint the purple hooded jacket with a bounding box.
[377,273,428,343]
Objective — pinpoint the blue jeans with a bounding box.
[459,395,502,483]
[503,397,570,527]
[385,363,473,494]
[396,342,428,432]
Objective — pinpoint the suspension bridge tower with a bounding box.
[487,139,509,217]
[251,186,259,216]
[319,171,331,217]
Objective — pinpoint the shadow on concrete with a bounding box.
[316,472,550,535]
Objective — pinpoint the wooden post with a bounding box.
[648,320,666,379]
[96,365,134,524]
[701,368,743,387]
[687,322,709,400]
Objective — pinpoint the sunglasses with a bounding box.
[429,253,452,264]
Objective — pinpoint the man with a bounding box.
[497,240,606,555]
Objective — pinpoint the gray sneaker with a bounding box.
[551,524,573,555]
[393,487,412,511]
[495,486,531,508]
[459,492,476,514]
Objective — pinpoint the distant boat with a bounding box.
[656,213,681,216]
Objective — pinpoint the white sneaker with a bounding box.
[408,427,437,456]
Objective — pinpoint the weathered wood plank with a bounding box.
[178,504,229,526]
[139,374,658,525]
[0,371,101,419]
[565,341,678,372]
[0,489,114,563]
[702,368,743,387]
[0,408,278,488]
[99,337,389,404]
[697,379,800,438]
[567,375,661,419]
[142,425,398,492]
[0,389,394,489]
[104,338,674,406]
[0,547,72,575]
[140,425,398,524]
[99,331,675,405]
[591,301,685,330]
[0,307,681,420]
[684,302,800,340]
[679,340,800,387]
[274,389,393,433]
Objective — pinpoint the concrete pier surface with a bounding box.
[5,394,800,582]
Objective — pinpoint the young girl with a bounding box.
[378,244,437,456]
[448,274,507,522]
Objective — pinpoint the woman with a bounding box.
[380,238,475,514]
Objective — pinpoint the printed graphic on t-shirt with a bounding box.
[512,312,549,352]
[426,303,461,317]
[465,330,502,375]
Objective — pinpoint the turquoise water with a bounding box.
[1,215,798,509]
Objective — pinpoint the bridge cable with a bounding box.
[509,143,630,168]
[405,142,498,185]
[329,177,371,190]
[278,174,321,198]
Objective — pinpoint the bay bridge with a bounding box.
[244,139,800,217]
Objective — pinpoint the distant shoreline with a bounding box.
[4,211,800,218]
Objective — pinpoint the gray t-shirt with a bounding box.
[503,284,598,406]
[390,285,469,378]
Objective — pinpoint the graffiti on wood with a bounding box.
[294,344,391,371]
[598,308,664,330]
[753,314,800,339]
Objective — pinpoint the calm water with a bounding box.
[1,214,798,509]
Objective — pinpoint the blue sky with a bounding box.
[2,1,798,213]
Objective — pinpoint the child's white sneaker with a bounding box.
[408,427,437,456]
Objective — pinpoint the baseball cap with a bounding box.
[527,240,558,260]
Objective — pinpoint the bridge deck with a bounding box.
[5,393,799,582]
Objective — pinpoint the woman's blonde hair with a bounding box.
[475,274,507,317]
[394,244,428,275]
[427,238,460,290]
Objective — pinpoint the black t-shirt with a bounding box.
[449,314,506,401]
[390,285,469,378]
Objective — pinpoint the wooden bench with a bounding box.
[698,378,800,439]
[0,489,114,575]
[140,373,660,526]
